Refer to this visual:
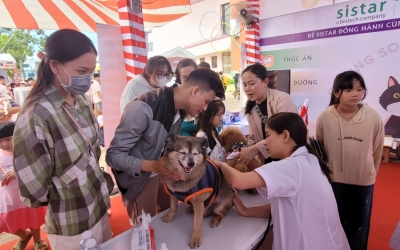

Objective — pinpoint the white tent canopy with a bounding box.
[148,46,196,70]
[0,54,16,70]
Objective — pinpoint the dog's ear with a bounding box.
[164,134,176,153]
[199,137,209,152]
[165,134,176,144]
[219,133,225,147]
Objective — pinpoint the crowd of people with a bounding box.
[0,29,385,250]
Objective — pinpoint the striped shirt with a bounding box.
[13,85,110,236]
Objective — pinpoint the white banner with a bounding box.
[259,0,400,137]
[260,0,336,19]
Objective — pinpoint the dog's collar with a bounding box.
[229,142,247,153]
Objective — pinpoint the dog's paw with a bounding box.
[189,237,201,249]
[210,217,222,228]
[186,206,194,214]
[162,213,175,223]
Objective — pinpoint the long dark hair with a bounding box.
[196,99,225,151]
[23,29,97,110]
[242,63,268,114]
[329,70,367,106]
[267,112,332,183]
[142,56,172,83]
[175,58,198,84]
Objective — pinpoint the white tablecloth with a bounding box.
[100,191,268,250]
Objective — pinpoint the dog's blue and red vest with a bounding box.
[164,159,221,208]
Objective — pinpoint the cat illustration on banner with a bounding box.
[380,76,400,138]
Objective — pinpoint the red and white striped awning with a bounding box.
[0,0,191,32]
[13,66,20,84]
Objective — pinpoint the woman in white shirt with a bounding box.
[216,112,350,250]
[119,56,173,113]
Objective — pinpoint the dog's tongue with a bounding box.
[184,167,191,173]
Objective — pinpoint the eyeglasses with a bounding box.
[156,73,173,80]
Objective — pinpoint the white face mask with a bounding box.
[57,64,92,95]
[156,77,169,87]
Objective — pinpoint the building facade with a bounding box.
[22,58,40,80]
[147,0,245,77]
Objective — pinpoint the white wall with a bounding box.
[148,0,234,56]
[196,52,223,72]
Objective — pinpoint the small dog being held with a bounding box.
[162,134,233,249]
[219,127,261,173]
[0,94,10,119]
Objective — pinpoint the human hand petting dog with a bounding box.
[143,157,182,181]
[237,146,258,165]
[213,160,229,170]
[213,160,244,189]
[208,171,250,217]
[155,157,183,180]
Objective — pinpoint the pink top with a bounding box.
[0,149,26,213]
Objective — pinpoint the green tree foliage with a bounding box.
[0,29,47,80]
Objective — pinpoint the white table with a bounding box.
[100,191,268,250]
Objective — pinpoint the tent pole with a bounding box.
[117,0,148,81]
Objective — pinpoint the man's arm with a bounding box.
[106,101,181,180]
[106,101,150,177]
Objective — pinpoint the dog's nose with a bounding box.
[188,161,195,168]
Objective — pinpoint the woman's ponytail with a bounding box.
[304,143,332,183]
[22,59,53,110]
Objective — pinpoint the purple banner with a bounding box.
[260,18,400,46]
